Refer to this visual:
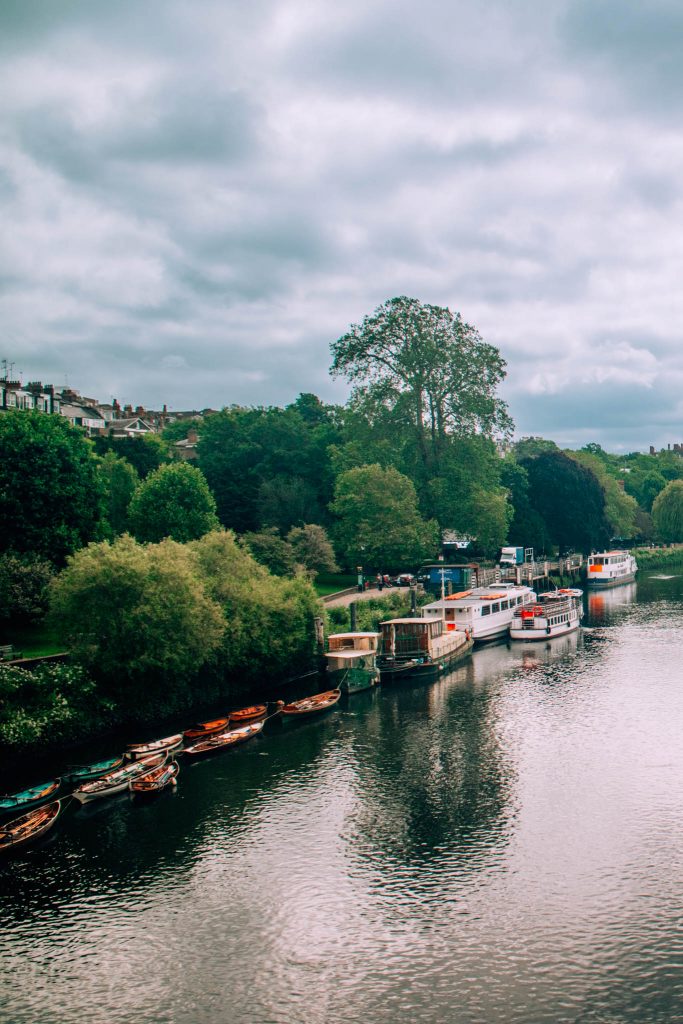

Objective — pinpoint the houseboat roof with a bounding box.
[325,650,376,660]
[328,632,381,640]
[380,617,436,626]
[423,584,533,610]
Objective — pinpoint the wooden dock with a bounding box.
[473,555,584,589]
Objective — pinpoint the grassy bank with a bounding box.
[1,622,67,658]
[633,546,683,571]
[314,573,357,596]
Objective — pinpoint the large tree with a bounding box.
[127,462,220,543]
[0,410,104,562]
[330,297,513,483]
[49,535,225,706]
[521,451,611,554]
[198,397,341,532]
[330,464,439,571]
[652,480,683,542]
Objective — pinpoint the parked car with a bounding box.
[393,573,417,587]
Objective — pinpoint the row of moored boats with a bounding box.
[0,693,343,854]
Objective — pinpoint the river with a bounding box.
[2,574,683,1023]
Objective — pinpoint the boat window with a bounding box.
[500,600,509,610]
[481,605,491,616]
[491,603,500,613]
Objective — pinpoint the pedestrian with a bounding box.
[377,572,383,591]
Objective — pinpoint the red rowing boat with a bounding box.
[229,704,268,725]
[130,760,179,796]
[183,717,231,741]
[281,689,341,718]
[181,721,264,757]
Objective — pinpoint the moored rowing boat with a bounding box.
[0,800,62,853]
[229,704,268,725]
[130,760,179,796]
[181,720,265,757]
[72,753,167,803]
[0,779,61,815]
[126,734,184,760]
[65,756,125,784]
[281,689,341,717]
[183,717,231,741]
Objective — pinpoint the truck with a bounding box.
[499,546,526,566]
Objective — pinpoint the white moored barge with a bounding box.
[586,550,637,588]
[421,583,537,643]
[509,589,583,642]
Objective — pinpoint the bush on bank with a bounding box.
[0,661,110,751]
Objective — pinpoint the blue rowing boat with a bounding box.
[0,779,61,814]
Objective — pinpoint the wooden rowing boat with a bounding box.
[72,753,167,803]
[0,800,62,853]
[65,756,125,784]
[183,717,231,741]
[0,779,61,815]
[126,733,184,760]
[281,689,341,718]
[181,720,264,757]
[130,760,179,796]
[229,703,268,725]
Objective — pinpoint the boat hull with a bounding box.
[379,636,473,681]
[0,800,62,854]
[181,721,264,756]
[0,779,61,816]
[328,666,379,694]
[510,618,581,641]
[281,690,341,717]
[585,572,636,589]
[72,754,167,803]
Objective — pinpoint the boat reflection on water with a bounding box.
[586,581,637,625]
[469,629,580,681]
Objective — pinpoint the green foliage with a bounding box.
[330,464,439,571]
[652,480,683,542]
[0,410,104,563]
[98,451,139,537]
[190,531,322,683]
[570,450,638,539]
[241,528,298,576]
[162,418,201,442]
[326,590,429,634]
[499,457,550,552]
[92,434,169,478]
[425,437,512,552]
[520,450,611,554]
[128,462,220,543]
[0,661,107,752]
[623,469,667,512]
[198,398,341,532]
[331,298,513,460]
[287,524,339,574]
[0,552,55,627]
[513,436,560,461]
[49,535,225,709]
[635,545,683,570]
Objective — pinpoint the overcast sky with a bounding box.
[2,1,683,450]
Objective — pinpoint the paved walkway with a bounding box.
[324,585,399,608]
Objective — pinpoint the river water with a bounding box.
[2,575,683,1023]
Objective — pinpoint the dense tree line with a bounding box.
[4,295,683,754]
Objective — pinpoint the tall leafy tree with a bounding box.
[198,398,341,531]
[652,480,683,542]
[520,451,611,554]
[0,410,104,563]
[570,450,638,540]
[330,297,513,482]
[49,535,225,707]
[92,434,169,478]
[127,462,220,543]
[98,451,139,537]
[330,464,439,571]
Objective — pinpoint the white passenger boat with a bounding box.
[325,632,381,693]
[378,617,473,680]
[586,550,637,588]
[509,589,583,642]
[421,584,537,643]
